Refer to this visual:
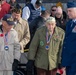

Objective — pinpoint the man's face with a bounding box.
[46,21,56,32]
[2,21,13,32]
[12,12,21,21]
[67,8,76,19]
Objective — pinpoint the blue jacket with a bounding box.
[61,20,76,66]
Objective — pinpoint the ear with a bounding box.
[2,20,3,24]
[54,21,56,25]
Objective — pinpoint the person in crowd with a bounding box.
[0,0,10,19]
[0,2,1,11]
[6,0,10,2]
[9,0,21,14]
[55,6,67,31]
[29,10,50,39]
[56,2,67,20]
[50,5,57,17]
[25,0,31,5]
[12,8,30,64]
[0,14,20,75]
[31,0,46,11]
[61,1,76,75]
[25,10,50,52]
[22,0,42,24]
[27,17,65,75]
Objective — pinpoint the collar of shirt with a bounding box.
[17,18,22,24]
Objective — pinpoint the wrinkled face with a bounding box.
[12,12,21,21]
[67,8,76,19]
[2,21,13,32]
[46,21,56,32]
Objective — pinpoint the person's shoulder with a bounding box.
[23,3,32,8]
[4,2,10,6]
[66,19,72,27]
[11,28,17,35]
[23,5,29,9]
[36,26,46,32]
[37,16,43,20]
[2,2,10,9]
[56,26,65,34]
[26,3,33,7]
[31,16,41,23]
[26,3,34,9]
[21,18,28,24]
[67,19,72,23]
[21,18,29,27]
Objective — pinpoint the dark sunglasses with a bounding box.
[51,9,56,11]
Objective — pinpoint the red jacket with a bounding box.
[0,2,10,19]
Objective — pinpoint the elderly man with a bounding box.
[0,14,20,75]
[27,17,65,75]
[61,1,76,75]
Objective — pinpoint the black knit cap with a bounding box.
[35,0,42,6]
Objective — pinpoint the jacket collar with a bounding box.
[42,26,59,37]
[42,26,60,41]
[52,26,60,40]
[17,18,22,25]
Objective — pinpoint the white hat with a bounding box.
[46,17,56,22]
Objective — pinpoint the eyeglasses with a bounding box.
[51,9,56,11]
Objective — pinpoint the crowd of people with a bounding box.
[0,0,76,75]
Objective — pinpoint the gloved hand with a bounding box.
[12,59,19,71]
[56,73,61,75]
[26,60,34,72]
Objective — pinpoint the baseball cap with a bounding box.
[2,14,15,25]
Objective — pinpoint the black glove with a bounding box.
[26,60,34,72]
[12,59,19,71]
[56,73,61,75]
